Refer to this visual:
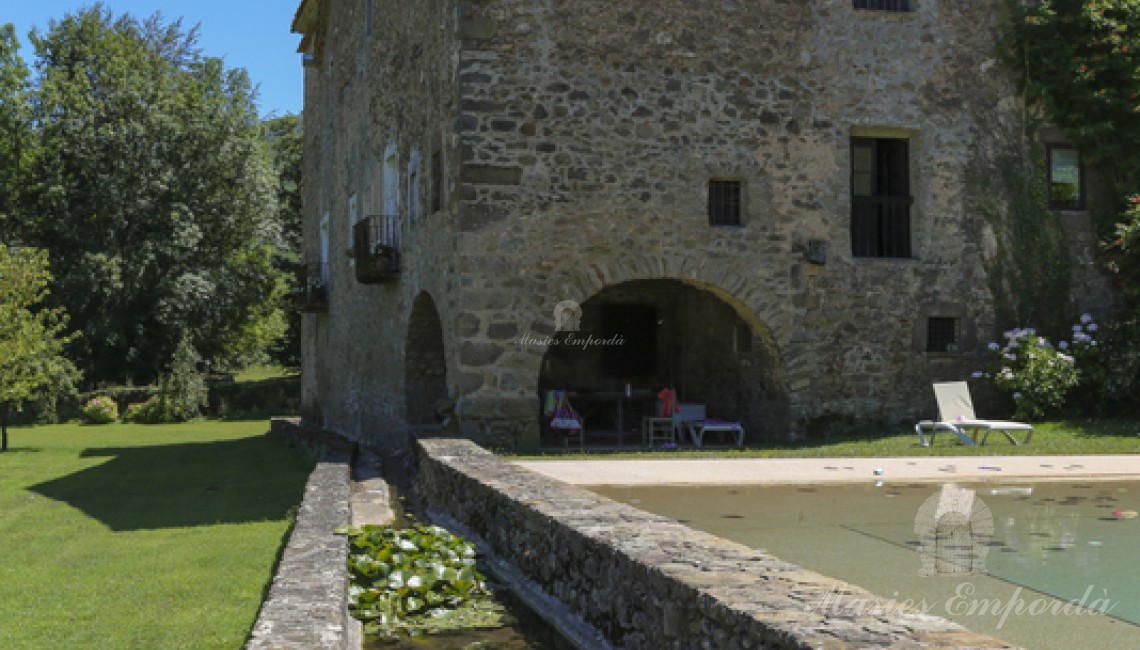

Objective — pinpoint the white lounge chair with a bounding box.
[915,381,1033,447]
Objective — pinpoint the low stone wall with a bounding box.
[246,419,359,650]
[417,438,1019,650]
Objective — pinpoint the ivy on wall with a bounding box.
[976,154,1073,339]
[1005,0,1140,312]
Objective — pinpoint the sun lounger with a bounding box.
[916,381,1033,447]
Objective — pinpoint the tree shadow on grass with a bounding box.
[30,436,311,531]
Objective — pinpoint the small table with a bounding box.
[569,390,654,446]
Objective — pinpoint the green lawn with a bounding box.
[0,420,314,650]
[232,364,299,383]
[516,420,1140,459]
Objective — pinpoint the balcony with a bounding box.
[295,263,329,312]
[354,215,400,283]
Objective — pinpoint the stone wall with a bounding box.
[417,438,1018,649]
[247,418,358,650]
[294,0,1112,449]
[297,0,462,446]
[448,0,1021,439]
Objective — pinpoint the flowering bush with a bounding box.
[974,315,1097,420]
[1068,316,1140,416]
[82,396,118,424]
[123,396,170,424]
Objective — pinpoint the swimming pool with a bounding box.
[594,480,1140,650]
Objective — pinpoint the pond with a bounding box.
[594,480,1140,650]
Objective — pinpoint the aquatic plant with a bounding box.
[335,523,504,639]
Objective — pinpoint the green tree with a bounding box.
[23,5,286,384]
[0,24,31,243]
[263,114,303,368]
[0,245,80,451]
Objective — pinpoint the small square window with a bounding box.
[1047,145,1083,210]
[853,0,914,11]
[926,317,960,353]
[708,180,743,227]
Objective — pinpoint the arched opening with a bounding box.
[538,279,788,446]
[405,292,448,430]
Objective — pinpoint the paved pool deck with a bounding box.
[514,454,1140,486]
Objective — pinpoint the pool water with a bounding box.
[594,481,1140,650]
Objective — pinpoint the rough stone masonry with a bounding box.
[292,0,1110,450]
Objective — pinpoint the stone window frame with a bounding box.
[319,211,331,285]
[346,192,358,258]
[1046,144,1085,211]
[914,303,973,356]
[707,177,746,228]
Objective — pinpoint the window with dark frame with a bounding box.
[851,137,912,258]
[926,317,960,353]
[708,179,743,227]
[1047,145,1084,210]
[853,0,914,11]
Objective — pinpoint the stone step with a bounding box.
[350,449,396,528]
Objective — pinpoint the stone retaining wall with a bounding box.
[418,438,1019,649]
[246,419,359,650]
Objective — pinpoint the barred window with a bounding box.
[708,179,743,227]
[854,0,914,11]
[926,317,960,354]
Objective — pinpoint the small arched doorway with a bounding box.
[538,279,787,445]
[405,292,447,430]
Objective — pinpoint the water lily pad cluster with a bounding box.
[335,523,504,639]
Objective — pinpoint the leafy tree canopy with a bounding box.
[14,4,286,384]
[0,24,30,242]
[0,245,80,450]
[263,113,303,368]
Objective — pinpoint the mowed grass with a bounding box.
[516,420,1140,459]
[0,420,314,650]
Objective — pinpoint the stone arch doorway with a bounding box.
[405,292,448,429]
[538,279,788,445]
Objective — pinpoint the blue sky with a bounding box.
[5,1,303,118]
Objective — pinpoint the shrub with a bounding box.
[82,395,118,424]
[974,315,1097,420]
[1070,316,1140,417]
[123,396,170,424]
[160,337,208,422]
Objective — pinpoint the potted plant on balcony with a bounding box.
[369,240,398,272]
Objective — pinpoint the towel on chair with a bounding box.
[657,388,677,417]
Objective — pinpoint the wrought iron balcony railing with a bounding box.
[353,215,400,283]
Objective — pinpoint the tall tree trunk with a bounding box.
[1,402,9,452]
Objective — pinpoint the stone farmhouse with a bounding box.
[291,0,1108,450]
